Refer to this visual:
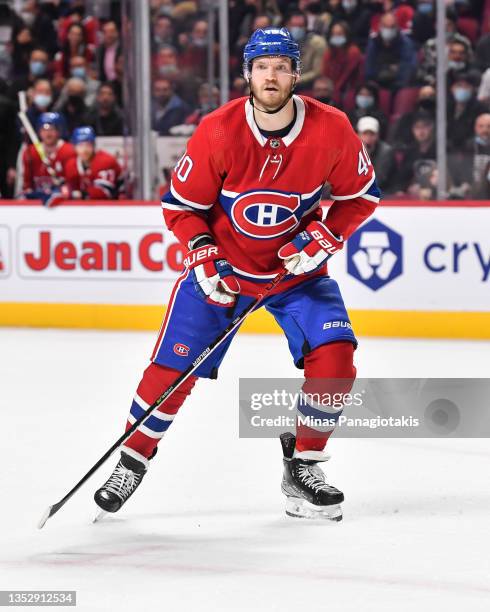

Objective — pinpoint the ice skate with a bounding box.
[280,433,343,521]
[94,449,149,515]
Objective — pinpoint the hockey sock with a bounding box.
[295,341,356,454]
[123,362,197,459]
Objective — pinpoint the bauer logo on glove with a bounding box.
[278,220,343,275]
[184,245,241,307]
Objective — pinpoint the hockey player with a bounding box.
[95,28,380,521]
[20,112,76,207]
[64,126,122,200]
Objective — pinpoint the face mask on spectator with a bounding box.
[159,64,177,76]
[448,60,465,71]
[342,0,357,11]
[289,27,306,42]
[192,37,207,48]
[316,96,331,105]
[158,6,173,17]
[330,35,346,47]
[30,61,46,76]
[419,97,435,110]
[34,93,52,109]
[380,27,397,42]
[417,3,433,14]
[475,135,489,146]
[356,94,374,109]
[453,87,472,103]
[71,67,86,79]
[21,12,35,27]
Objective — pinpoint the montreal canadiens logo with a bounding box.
[173,343,190,357]
[231,191,301,239]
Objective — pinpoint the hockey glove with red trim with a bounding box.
[278,220,343,275]
[183,244,240,307]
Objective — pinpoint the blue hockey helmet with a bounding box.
[36,112,62,132]
[243,27,301,76]
[71,126,96,145]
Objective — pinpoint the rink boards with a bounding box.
[0,200,489,339]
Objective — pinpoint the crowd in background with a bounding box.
[0,0,490,200]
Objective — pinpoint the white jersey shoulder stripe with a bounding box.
[330,174,378,201]
[170,181,213,210]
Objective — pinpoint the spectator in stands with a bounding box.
[396,114,436,195]
[0,0,23,65]
[416,18,474,85]
[321,21,362,104]
[472,159,490,199]
[152,77,191,135]
[299,0,332,37]
[448,113,490,199]
[447,73,487,151]
[369,0,414,34]
[311,76,335,106]
[231,2,281,55]
[357,116,396,193]
[475,32,490,72]
[84,83,124,136]
[152,15,176,51]
[57,2,98,48]
[185,83,219,127]
[10,26,34,79]
[285,10,327,90]
[54,56,100,111]
[154,44,180,81]
[9,47,50,102]
[339,0,372,51]
[21,0,58,57]
[96,20,121,82]
[24,78,59,133]
[178,19,215,81]
[0,78,18,197]
[20,111,75,206]
[411,0,435,47]
[56,77,88,135]
[55,22,94,79]
[391,85,436,149]
[325,0,344,23]
[109,54,124,108]
[446,37,478,86]
[348,82,388,138]
[365,11,417,92]
[65,126,122,200]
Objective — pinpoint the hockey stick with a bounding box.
[38,266,291,528]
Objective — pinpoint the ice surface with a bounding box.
[0,329,489,611]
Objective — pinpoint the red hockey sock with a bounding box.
[295,341,356,454]
[124,362,197,459]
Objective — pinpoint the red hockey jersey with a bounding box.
[64,150,121,200]
[162,95,380,295]
[22,140,76,192]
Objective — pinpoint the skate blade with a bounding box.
[285,497,342,521]
[92,508,108,524]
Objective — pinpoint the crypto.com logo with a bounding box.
[347,219,402,290]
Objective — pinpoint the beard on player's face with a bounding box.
[250,76,293,111]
